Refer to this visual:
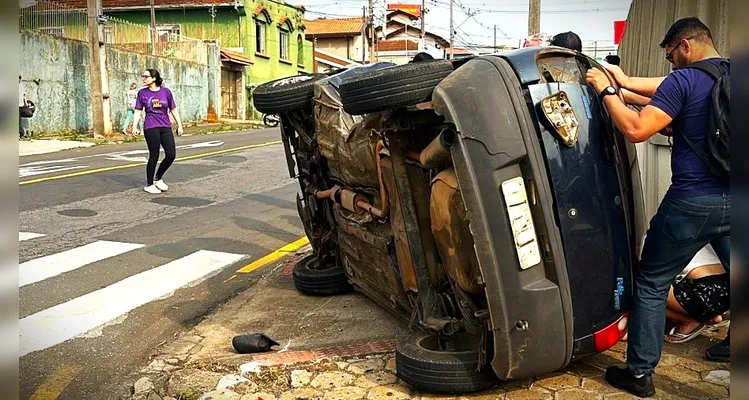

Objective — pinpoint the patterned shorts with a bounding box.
[673,273,729,322]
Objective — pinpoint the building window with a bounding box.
[156,24,181,42]
[297,35,304,64]
[255,20,266,54]
[279,30,289,60]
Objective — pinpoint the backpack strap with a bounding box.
[684,60,723,81]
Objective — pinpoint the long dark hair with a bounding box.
[146,69,164,86]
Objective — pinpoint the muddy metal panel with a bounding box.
[618,0,729,217]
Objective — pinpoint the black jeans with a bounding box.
[144,127,176,185]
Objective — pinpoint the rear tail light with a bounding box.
[593,312,630,352]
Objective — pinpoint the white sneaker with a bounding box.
[154,179,168,191]
[144,185,162,194]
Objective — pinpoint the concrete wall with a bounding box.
[21,30,219,135]
[20,31,92,134]
[618,0,729,217]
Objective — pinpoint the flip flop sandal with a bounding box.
[665,324,706,344]
[705,320,730,332]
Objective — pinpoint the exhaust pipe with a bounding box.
[408,129,456,169]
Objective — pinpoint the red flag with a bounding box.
[614,20,627,45]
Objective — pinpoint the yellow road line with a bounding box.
[19,140,282,186]
[236,236,310,274]
[29,364,83,400]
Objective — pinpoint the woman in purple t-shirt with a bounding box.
[131,69,184,194]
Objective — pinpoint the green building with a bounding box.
[62,0,315,119]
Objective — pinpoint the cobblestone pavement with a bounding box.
[122,256,730,400]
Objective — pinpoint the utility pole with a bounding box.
[420,0,425,41]
[362,6,367,63]
[494,24,497,52]
[368,0,375,63]
[87,0,112,137]
[528,0,540,36]
[150,0,157,54]
[449,0,454,59]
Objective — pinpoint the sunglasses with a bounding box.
[665,46,677,63]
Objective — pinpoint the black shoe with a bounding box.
[705,335,730,362]
[605,366,656,398]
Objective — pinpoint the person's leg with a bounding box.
[123,108,134,133]
[607,194,728,397]
[625,195,717,376]
[155,127,176,180]
[144,128,161,186]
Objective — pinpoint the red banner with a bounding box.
[387,3,422,18]
[614,20,627,44]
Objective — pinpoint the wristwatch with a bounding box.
[599,86,617,100]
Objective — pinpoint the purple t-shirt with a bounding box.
[649,58,730,198]
[135,86,176,130]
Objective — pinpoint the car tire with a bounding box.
[253,74,325,114]
[339,60,454,115]
[292,254,352,296]
[396,332,495,394]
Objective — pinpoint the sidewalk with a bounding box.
[19,139,96,157]
[19,119,265,157]
[122,252,731,400]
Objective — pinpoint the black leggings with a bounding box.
[144,127,176,185]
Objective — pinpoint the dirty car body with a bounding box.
[253,47,645,392]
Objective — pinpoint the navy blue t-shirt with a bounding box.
[649,58,730,198]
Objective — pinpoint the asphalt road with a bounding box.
[19,129,307,399]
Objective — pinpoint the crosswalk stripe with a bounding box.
[19,250,246,356]
[19,240,145,287]
[20,232,45,241]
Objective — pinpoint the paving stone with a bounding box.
[608,341,628,354]
[169,369,224,395]
[534,373,581,391]
[366,384,413,400]
[143,359,179,373]
[658,354,711,373]
[278,388,325,400]
[602,394,636,399]
[554,389,602,400]
[241,392,277,400]
[457,388,507,400]
[217,375,254,391]
[418,394,457,400]
[134,377,155,396]
[324,386,368,400]
[504,386,552,400]
[200,389,242,400]
[655,365,701,383]
[311,371,356,390]
[291,370,314,388]
[355,371,398,388]
[654,376,729,399]
[583,354,624,370]
[702,370,730,387]
[581,376,619,395]
[384,358,397,374]
[565,362,604,378]
[347,359,385,375]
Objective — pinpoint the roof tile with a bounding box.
[375,39,418,52]
[304,17,364,36]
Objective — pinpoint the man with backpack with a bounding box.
[585,17,729,398]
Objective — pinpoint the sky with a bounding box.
[299,0,633,51]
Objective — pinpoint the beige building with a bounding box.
[305,17,371,63]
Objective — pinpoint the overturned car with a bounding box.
[253,47,646,393]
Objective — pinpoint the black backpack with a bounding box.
[682,59,730,182]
